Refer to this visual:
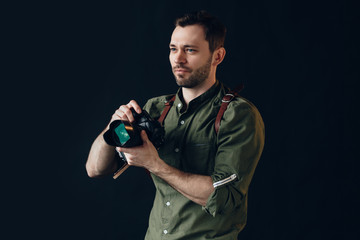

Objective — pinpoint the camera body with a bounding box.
[103,109,165,148]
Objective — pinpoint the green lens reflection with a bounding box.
[114,123,130,144]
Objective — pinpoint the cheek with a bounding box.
[169,54,174,66]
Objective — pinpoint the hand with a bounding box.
[116,130,161,172]
[109,100,142,125]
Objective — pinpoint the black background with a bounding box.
[4,0,359,239]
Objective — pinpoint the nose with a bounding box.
[174,50,187,64]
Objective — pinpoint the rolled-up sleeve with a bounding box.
[203,100,265,217]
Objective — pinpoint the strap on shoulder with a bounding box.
[158,95,176,126]
[156,83,244,134]
[214,83,244,134]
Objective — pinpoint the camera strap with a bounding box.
[214,83,244,134]
[158,83,244,134]
[158,95,176,126]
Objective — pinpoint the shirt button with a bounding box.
[163,230,168,234]
[180,120,185,125]
[166,201,171,206]
[174,148,180,153]
[177,103,182,108]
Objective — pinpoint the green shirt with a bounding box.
[143,81,265,240]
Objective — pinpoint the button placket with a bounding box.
[163,200,171,236]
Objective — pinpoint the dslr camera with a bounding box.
[103,109,165,149]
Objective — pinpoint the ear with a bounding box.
[212,47,226,66]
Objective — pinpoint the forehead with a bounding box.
[170,24,208,48]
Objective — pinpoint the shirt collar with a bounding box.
[175,80,221,113]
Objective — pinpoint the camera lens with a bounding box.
[104,120,141,147]
[114,122,131,145]
[103,109,164,148]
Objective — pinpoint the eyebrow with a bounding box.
[169,43,199,48]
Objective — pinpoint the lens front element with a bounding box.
[114,123,131,145]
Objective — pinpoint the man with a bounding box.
[86,10,265,239]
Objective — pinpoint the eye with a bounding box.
[170,47,177,52]
[186,48,196,53]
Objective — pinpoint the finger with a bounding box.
[113,108,128,121]
[127,100,142,114]
[140,130,150,143]
[115,149,133,165]
[117,146,135,154]
[119,105,135,122]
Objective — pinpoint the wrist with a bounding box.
[148,156,167,175]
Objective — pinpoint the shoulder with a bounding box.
[228,96,261,117]
[220,95,264,134]
[145,94,175,106]
[143,94,176,118]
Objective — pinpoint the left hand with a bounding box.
[116,130,162,172]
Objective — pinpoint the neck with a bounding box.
[181,76,216,105]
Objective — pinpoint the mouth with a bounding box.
[174,67,191,73]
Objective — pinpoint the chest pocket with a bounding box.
[182,139,216,175]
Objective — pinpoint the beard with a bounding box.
[173,56,212,88]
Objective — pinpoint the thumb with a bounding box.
[141,130,150,142]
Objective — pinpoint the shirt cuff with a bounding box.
[202,173,239,217]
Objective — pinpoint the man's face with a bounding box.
[169,24,213,88]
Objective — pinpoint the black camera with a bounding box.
[103,109,165,148]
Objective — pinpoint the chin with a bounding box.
[175,76,186,85]
[175,80,185,87]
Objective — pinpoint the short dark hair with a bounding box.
[175,10,226,53]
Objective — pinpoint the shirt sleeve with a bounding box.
[203,99,265,217]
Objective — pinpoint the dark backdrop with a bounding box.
[4,0,359,239]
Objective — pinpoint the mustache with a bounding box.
[173,65,192,71]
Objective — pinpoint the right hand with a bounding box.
[109,100,142,125]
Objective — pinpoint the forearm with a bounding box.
[86,129,117,178]
[151,161,214,206]
[117,131,214,206]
